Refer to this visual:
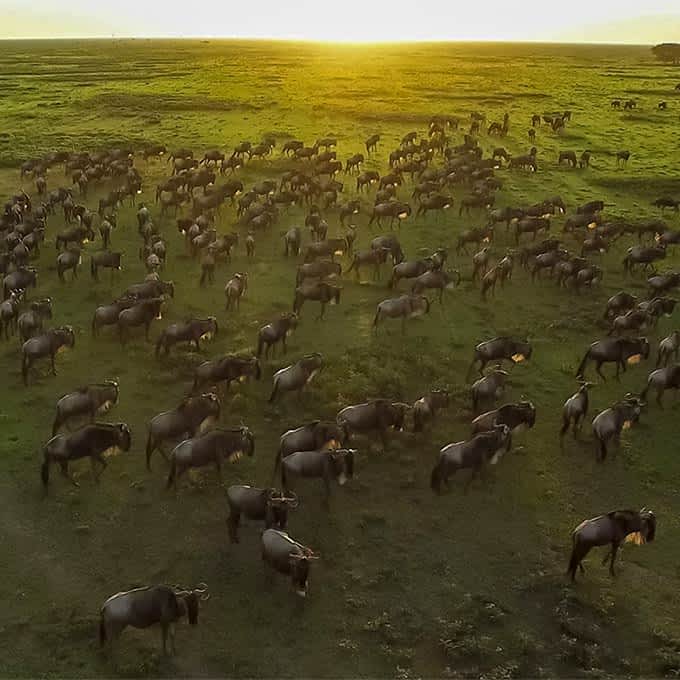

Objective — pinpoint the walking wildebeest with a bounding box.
[576,337,649,381]
[467,337,532,378]
[0,290,23,339]
[616,150,631,167]
[146,393,220,469]
[609,309,653,336]
[41,422,131,487]
[17,297,52,342]
[623,245,666,274]
[604,291,638,320]
[125,278,174,300]
[225,273,248,311]
[53,380,120,435]
[471,401,536,436]
[413,390,450,431]
[640,364,680,406]
[99,583,209,654]
[281,448,355,500]
[592,394,644,460]
[166,427,254,489]
[274,421,346,480]
[567,508,656,581]
[560,381,593,440]
[118,297,164,345]
[430,425,512,493]
[22,325,75,385]
[336,399,409,449]
[368,201,411,229]
[261,529,319,598]
[90,251,122,281]
[227,486,298,543]
[389,258,435,289]
[346,248,390,282]
[411,268,460,302]
[470,367,508,413]
[155,317,218,356]
[3,267,37,299]
[656,330,680,367]
[269,353,324,402]
[558,151,577,167]
[373,294,430,333]
[192,354,261,393]
[293,281,341,320]
[257,313,298,358]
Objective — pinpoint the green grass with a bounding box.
[1,39,680,678]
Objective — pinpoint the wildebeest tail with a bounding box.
[90,257,96,279]
[430,462,442,494]
[166,457,177,489]
[575,353,589,379]
[52,413,62,437]
[21,352,29,385]
[566,545,580,580]
[99,613,107,646]
[40,457,50,487]
[256,332,264,357]
[154,334,165,358]
[272,447,283,484]
[145,431,155,470]
[268,380,278,404]
[640,381,650,402]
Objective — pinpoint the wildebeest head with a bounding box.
[638,508,656,543]
[115,423,132,451]
[289,550,319,597]
[266,490,298,529]
[517,401,537,428]
[239,426,255,457]
[330,448,356,485]
[31,297,53,319]
[175,583,209,624]
[56,325,76,349]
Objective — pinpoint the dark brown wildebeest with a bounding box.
[296,260,341,285]
[641,364,680,406]
[52,381,120,435]
[17,297,52,342]
[200,149,225,167]
[345,153,364,173]
[471,247,491,282]
[281,448,355,501]
[412,390,450,431]
[293,281,341,320]
[652,197,679,213]
[467,337,532,378]
[531,114,541,127]
[56,247,81,282]
[90,251,122,282]
[232,141,252,160]
[91,296,138,337]
[142,144,167,160]
[356,170,380,192]
[459,194,494,216]
[515,216,551,244]
[576,336,649,381]
[616,150,631,167]
[365,134,380,153]
[558,150,577,167]
[430,424,512,493]
[282,140,304,155]
[592,394,644,460]
[22,326,75,385]
[635,296,677,327]
[623,245,666,274]
[166,427,254,489]
[269,353,324,402]
[41,422,131,488]
[470,368,508,413]
[0,290,23,339]
[146,393,220,468]
[373,294,430,333]
[560,381,593,440]
[471,401,536,436]
[262,529,319,598]
[155,317,218,357]
[339,200,361,226]
[528,128,536,142]
[337,399,409,448]
[389,258,435,289]
[611,99,621,109]
[579,150,591,168]
[55,223,94,251]
[416,194,452,217]
[257,313,299,358]
[227,486,298,543]
[303,237,349,263]
[346,248,390,282]
[125,279,174,300]
[224,273,248,311]
[411,268,460,302]
[567,508,656,582]
[192,354,261,393]
[508,151,537,171]
[117,297,164,345]
[100,584,209,655]
[623,99,636,110]
[657,330,680,367]
[489,206,524,229]
[648,271,680,297]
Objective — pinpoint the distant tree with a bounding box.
[652,43,680,65]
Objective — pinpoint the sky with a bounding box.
[2,0,680,43]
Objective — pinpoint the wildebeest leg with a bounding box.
[51,352,57,376]
[559,416,570,441]
[60,461,79,487]
[161,623,169,655]
[194,337,201,352]
[657,387,664,407]
[464,465,480,493]
[401,316,406,334]
[214,456,223,485]
[596,361,607,381]
[227,511,240,543]
[608,542,620,576]
[282,336,287,354]
[92,453,107,481]
[316,303,326,322]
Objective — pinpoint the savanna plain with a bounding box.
[1,39,680,678]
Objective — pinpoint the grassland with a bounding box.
[1,39,680,678]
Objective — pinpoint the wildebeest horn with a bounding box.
[194,583,210,600]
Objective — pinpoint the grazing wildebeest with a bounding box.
[467,337,532,378]
[652,197,680,213]
[412,390,449,431]
[145,393,220,469]
[370,234,404,265]
[262,529,319,598]
[656,330,680,367]
[567,508,656,582]
[224,273,248,311]
[227,486,298,543]
[416,193,453,217]
[22,326,75,385]
[166,426,254,489]
[257,313,298,358]
[558,151,577,167]
[337,399,409,449]
[623,245,666,274]
[576,336,649,381]
[515,217,551,244]
[3,267,37,299]
[648,271,680,297]
[17,297,52,342]
[269,353,324,402]
[99,584,209,654]
[616,150,631,166]
[293,281,341,320]
[303,237,349,263]
[641,364,680,406]
[368,201,411,229]
[155,317,218,357]
[356,171,380,191]
[592,394,644,460]
[560,381,593,440]
[41,422,131,487]
[281,448,355,500]
[90,251,122,281]
[373,294,430,333]
[411,268,460,302]
[118,297,164,345]
[52,380,120,435]
[471,401,536,437]
[430,425,512,493]
[365,134,380,153]
[192,354,261,393]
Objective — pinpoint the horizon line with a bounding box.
[0,35,658,46]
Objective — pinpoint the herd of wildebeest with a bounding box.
[6,96,680,655]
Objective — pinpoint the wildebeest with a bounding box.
[413,390,449,431]
[224,273,248,311]
[411,268,460,302]
[303,237,350,263]
[295,260,342,285]
[257,313,298,358]
[274,421,346,480]
[365,134,380,153]
[0,290,23,339]
[41,422,131,487]
[125,278,174,300]
[604,291,638,320]
[609,309,653,336]
[368,201,411,229]
[337,399,409,448]
[576,336,649,381]
[56,247,81,282]
[567,508,656,581]
[166,427,254,489]
[91,296,138,337]
[269,353,323,402]
[515,217,551,244]
[471,401,536,436]
[456,225,494,254]
[99,583,209,654]
[339,199,361,226]
[389,258,435,289]
[623,245,666,274]
[293,280,341,320]
[592,394,644,460]
[155,317,218,357]
[616,150,631,166]
[560,381,593,440]
[467,337,532,378]
[3,266,37,299]
[281,448,355,500]
[656,330,680,367]
[227,486,298,543]
[17,297,52,342]
[558,151,577,167]
[146,393,220,469]
[192,354,261,393]
[118,297,164,345]
[640,364,680,406]
[416,193,453,217]
[346,248,390,282]
[22,325,75,385]
[648,271,680,297]
[90,251,122,281]
[53,380,120,435]
[373,294,430,333]
[261,529,319,598]
[283,226,301,256]
[470,367,508,413]
[430,425,512,493]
